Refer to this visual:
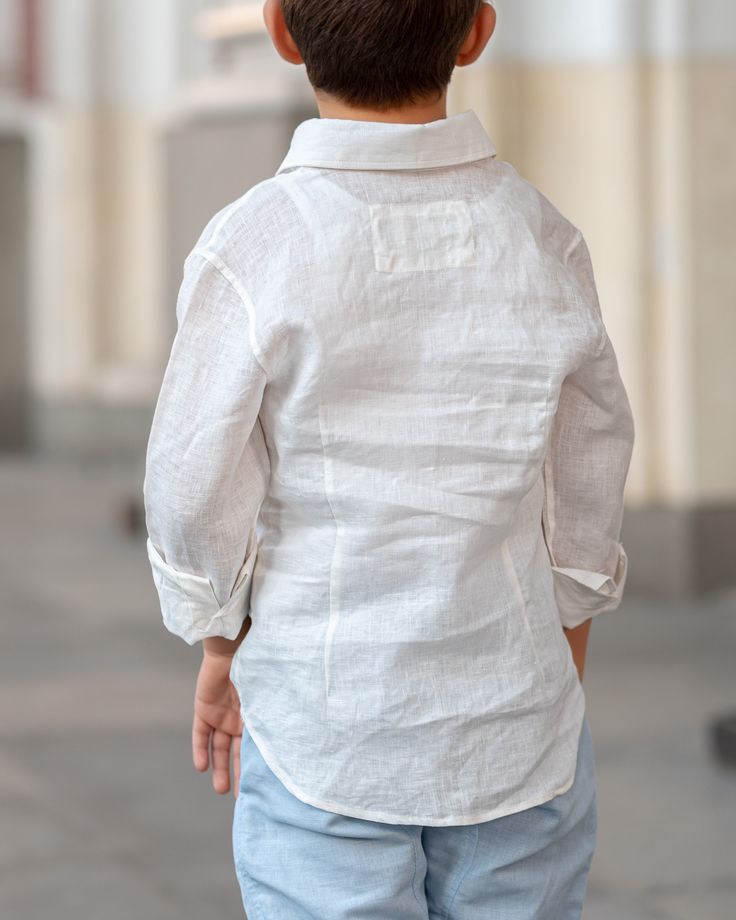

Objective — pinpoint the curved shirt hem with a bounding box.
[239,699,586,827]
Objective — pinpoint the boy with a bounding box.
[143,1,635,917]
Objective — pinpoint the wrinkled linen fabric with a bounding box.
[143,108,635,826]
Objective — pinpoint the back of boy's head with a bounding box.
[281,0,484,111]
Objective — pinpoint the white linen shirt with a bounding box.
[143,108,635,826]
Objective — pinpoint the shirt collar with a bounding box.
[275,108,496,174]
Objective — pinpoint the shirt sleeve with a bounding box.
[142,248,270,645]
[541,232,636,630]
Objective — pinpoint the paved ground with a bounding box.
[1,453,735,920]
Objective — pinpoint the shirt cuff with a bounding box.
[550,542,629,630]
[145,536,257,645]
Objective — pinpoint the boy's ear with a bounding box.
[263,0,304,65]
[456,1,496,67]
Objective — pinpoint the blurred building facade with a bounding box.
[0,0,734,596]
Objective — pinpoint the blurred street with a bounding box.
[1,454,735,920]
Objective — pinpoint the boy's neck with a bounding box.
[314,90,448,124]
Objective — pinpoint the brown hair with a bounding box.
[280,0,484,110]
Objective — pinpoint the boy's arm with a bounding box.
[143,249,270,646]
[542,232,636,639]
[562,619,592,683]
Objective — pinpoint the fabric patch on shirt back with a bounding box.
[369,199,475,272]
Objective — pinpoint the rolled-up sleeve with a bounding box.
[143,248,270,645]
[542,232,636,630]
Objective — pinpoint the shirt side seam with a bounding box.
[191,248,271,378]
[542,451,559,569]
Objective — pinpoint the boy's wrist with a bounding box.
[202,617,251,660]
[563,618,592,682]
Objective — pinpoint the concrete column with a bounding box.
[26,0,180,456]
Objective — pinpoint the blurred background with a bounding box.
[1,1,735,918]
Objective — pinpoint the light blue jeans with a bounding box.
[232,713,597,919]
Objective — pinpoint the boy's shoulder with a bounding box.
[186,172,304,270]
[497,159,583,264]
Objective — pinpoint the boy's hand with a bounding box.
[192,645,245,798]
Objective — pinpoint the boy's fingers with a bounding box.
[192,714,211,772]
[211,728,232,794]
[232,734,241,800]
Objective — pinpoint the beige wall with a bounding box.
[691,60,736,501]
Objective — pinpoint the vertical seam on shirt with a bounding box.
[317,400,342,702]
[501,535,547,682]
[191,248,271,378]
[542,449,558,568]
